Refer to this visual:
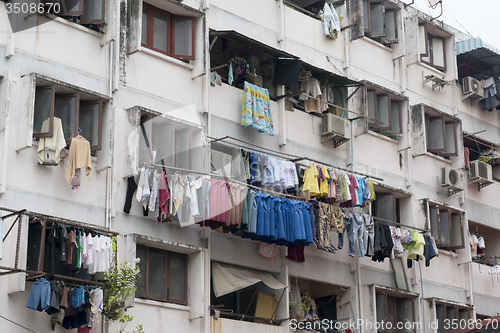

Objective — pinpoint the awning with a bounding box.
[456,38,500,67]
[212,262,286,298]
[210,30,297,59]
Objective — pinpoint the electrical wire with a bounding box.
[0,315,37,333]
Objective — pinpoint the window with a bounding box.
[42,0,105,29]
[424,110,457,157]
[362,0,398,45]
[141,3,195,60]
[283,0,328,19]
[435,302,472,333]
[136,245,188,304]
[376,290,415,333]
[366,85,404,138]
[419,23,446,71]
[33,84,103,151]
[372,193,400,223]
[427,201,464,250]
[135,109,203,171]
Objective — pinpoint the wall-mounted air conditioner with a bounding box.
[469,160,493,190]
[321,113,350,147]
[462,76,484,100]
[441,166,463,193]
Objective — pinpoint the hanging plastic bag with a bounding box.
[321,3,341,40]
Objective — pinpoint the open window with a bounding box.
[135,245,188,305]
[42,0,105,31]
[289,277,347,323]
[434,300,472,333]
[365,83,405,138]
[210,262,286,325]
[468,221,500,266]
[425,109,458,157]
[426,200,465,251]
[209,30,299,98]
[371,183,411,225]
[32,77,105,151]
[419,23,449,71]
[356,0,399,45]
[284,62,361,116]
[375,287,416,333]
[126,106,204,174]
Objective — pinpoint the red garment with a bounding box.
[287,245,305,262]
[78,326,92,333]
[157,171,170,223]
[464,147,470,171]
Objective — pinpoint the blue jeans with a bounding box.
[26,279,51,311]
[339,212,365,257]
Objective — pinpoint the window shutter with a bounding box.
[7,215,29,294]
[127,0,143,54]
[438,209,451,246]
[432,37,445,69]
[0,78,12,194]
[349,0,365,40]
[448,213,465,250]
[426,116,446,152]
[369,2,385,38]
[441,121,458,156]
[33,85,55,138]
[16,74,36,152]
[81,0,105,24]
[60,0,84,16]
[374,94,391,130]
[381,9,397,44]
[125,106,141,177]
[367,89,377,126]
[410,104,426,156]
[429,205,440,242]
[387,100,401,135]
[418,24,428,56]
[376,193,395,222]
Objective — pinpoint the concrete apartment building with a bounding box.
[0,0,499,332]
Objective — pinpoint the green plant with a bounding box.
[102,238,141,322]
[118,315,145,333]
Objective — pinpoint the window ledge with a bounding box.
[134,297,190,311]
[415,60,446,77]
[424,151,453,165]
[139,47,194,70]
[360,36,394,53]
[43,13,103,37]
[364,130,400,144]
[437,249,458,257]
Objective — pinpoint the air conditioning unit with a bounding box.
[321,113,350,147]
[462,76,484,100]
[441,166,464,193]
[469,160,493,182]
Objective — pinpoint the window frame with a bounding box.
[419,23,447,72]
[435,301,472,333]
[141,3,196,60]
[33,83,104,151]
[135,245,188,305]
[372,193,400,224]
[365,85,404,137]
[427,201,465,250]
[60,0,84,16]
[376,290,416,333]
[33,85,55,139]
[362,0,399,46]
[80,0,106,25]
[424,111,458,157]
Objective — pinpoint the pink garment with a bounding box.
[157,171,170,223]
[209,179,220,221]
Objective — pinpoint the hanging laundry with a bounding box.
[37,117,67,165]
[321,2,341,40]
[65,135,92,185]
[299,77,322,113]
[241,81,274,136]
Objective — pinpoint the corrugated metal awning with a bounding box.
[456,38,500,67]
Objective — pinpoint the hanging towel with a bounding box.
[65,136,92,184]
[37,117,67,165]
[228,62,234,85]
[241,81,274,136]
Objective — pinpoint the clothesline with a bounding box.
[0,207,117,236]
[209,135,384,181]
[371,216,429,234]
[142,162,307,201]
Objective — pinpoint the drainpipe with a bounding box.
[277,0,285,44]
